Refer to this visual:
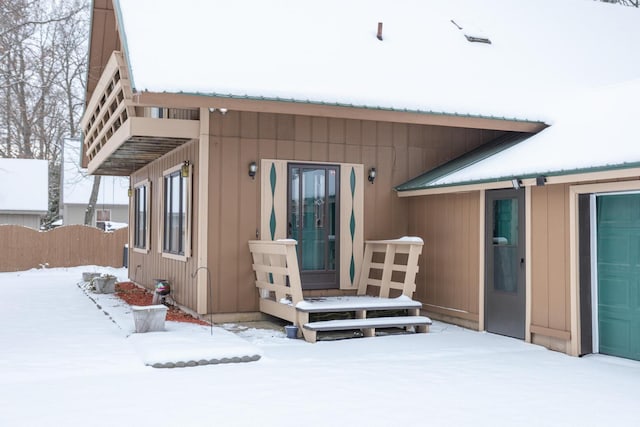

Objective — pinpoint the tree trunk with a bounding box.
[84,175,101,226]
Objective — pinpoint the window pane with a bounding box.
[162,171,188,255]
[134,186,146,248]
[493,199,518,245]
[96,209,111,221]
[328,169,336,270]
[301,168,325,270]
[288,167,300,241]
[141,186,146,247]
[164,176,171,251]
[180,176,187,253]
[493,198,518,292]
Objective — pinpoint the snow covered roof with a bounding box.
[63,139,129,206]
[396,132,532,191]
[114,0,640,123]
[0,158,48,213]
[398,78,640,191]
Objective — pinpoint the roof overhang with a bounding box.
[82,45,546,176]
[134,91,547,133]
[397,164,640,197]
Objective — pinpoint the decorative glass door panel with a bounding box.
[288,164,339,289]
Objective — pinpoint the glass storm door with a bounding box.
[288,164,339,290]
[485,189,526,339]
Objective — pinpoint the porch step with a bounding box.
[296,295,422,313]
[303,315,432,332]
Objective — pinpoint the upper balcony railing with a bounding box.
[80,51,200,175]
[81,51,133,167]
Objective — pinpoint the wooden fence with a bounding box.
[0,225,128,272]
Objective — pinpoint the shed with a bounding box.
[0,158,49,229]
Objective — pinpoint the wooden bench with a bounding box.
[248,237,431,343]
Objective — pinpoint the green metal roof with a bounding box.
[395,132,533,192]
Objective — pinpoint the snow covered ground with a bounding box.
[1,266,638,426]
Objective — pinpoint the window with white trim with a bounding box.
[96,209,111,230]
[162,165,191,257]
[133,180,150,251]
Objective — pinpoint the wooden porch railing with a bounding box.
[248,237,428,342]
[248,239,302,324]
[357,237,422,297]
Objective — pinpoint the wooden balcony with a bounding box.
[80,51,199,176]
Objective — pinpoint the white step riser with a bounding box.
[304,315,432,332]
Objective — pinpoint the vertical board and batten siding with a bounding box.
[408,192,481,324]
[128,141,200,312]
[86,0,120,102]
[530,184,572,349]
[205,111,504,314]
[84,0,121,167]
[0,225,127,272]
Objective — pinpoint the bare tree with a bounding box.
[0,0,90,228]
[600,0,639,7]
[84,175,102,226]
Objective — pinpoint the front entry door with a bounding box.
[287,164,339,290]
[485,189,526,339]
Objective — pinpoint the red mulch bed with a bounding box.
[115,282,209,326]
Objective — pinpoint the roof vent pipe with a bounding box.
[377,22,383,41]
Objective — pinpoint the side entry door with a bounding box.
[485,188,526,339]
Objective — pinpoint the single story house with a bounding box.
[62,138,129,229]
[82,0,640,361]
[0,158,48,229]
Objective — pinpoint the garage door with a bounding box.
[597,193,640,361]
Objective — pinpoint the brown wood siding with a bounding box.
[87,1,120,104]
[407,193,481,319]
[84,0,121,167]
[129,141,200,312]
[205,111,501,314]
[0,225,127,272]
[530,184,571,335]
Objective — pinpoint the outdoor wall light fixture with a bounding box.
[127,188,133,198]
[181,160,191,178]
[511,178,521,190]
[368,167,377,184]
[536,176,547,186]
[208,107,227,115]
[248,161,258,179]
